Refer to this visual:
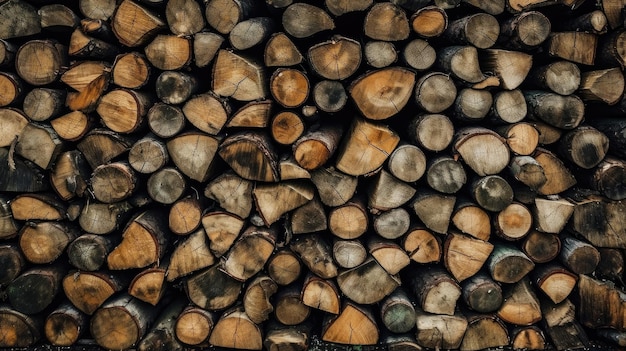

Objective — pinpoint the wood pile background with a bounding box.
[1,0,626,350]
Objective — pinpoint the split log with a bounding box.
[137,298,186,351]
[497,278,542,326]
[184,264,242,311]
[532,263,577,304]
[166,229,215,281]
[112,52,151,89]
[548,31,598,65]
[0,244,24,285]
[322,302,379,345]
[282,3,334,39]
[62,271,127,315]
[111,0,166,47]
[243,274,278,324]
[451,199,491,241]
[129,265,168,306]
[221,226,277,281]
[411,191,456,234]
[301,273,341,314]
[443,232,494,282]
[414,308,468,350]
[460,314,509,351]
[480,49,532,90]
[336,257,400,304]
[107,210,168,270]
[453,127,510,176]
[201,211,245,257]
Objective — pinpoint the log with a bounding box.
[461,272,503,313]
[451,199,491,241]
[11,193,66,221]
[578,68,625,105]
[499,11,551,49]
[270,68,310,108]
[414,71,457,113]
[380,288,417,334]
[368,237,410,275]
[406,266,461,315]
[0,0,41,40]
[487,244,535,283]
[510,326,547,350]
[364,41,398,68]
[596,247,625,283]
[533,232,572,271]
[403,226,442,264]
[0,306,42,347]
[559,236,600,274]
[411,6,448,38]
[541,299,589,350]
[0,73,22,108]
[409,113,455,152]
[401,39,436,71]
[333,239,367,269]
[156,71,198,105]
[166,229,215,281]
[387,143,426,183]
[213,49,267,101]
[444,13,499,49]
[496,122,539,156]
[112,52,151,89]
[90,294,158,350]
[532,263,577,304]
[165,0,205,35]
[453,127,510,176]
[589,157,626,200]
[558,125,609,169]
[0,244,24,285]
[367,169,416,212]
[174,306,217,346]
[129,265,167,306]
[426,156,466,194]
[548,31,597,65]
[16,40,67,86]
[90,162,137,203]
[293,123,343,171]
[205,0,257,34]
[527,60,581,96]
[44,302,87,346]
[493,202,532,241]
[308,36,361,80]
[264,32,302,67]
[470,175,514,212]
[349,67,415,120]
[364,3,410,41]
[7,265,65,315]
[137,298,186,351]
[274,284,310,325]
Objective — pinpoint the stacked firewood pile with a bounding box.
[1,0,626,350]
